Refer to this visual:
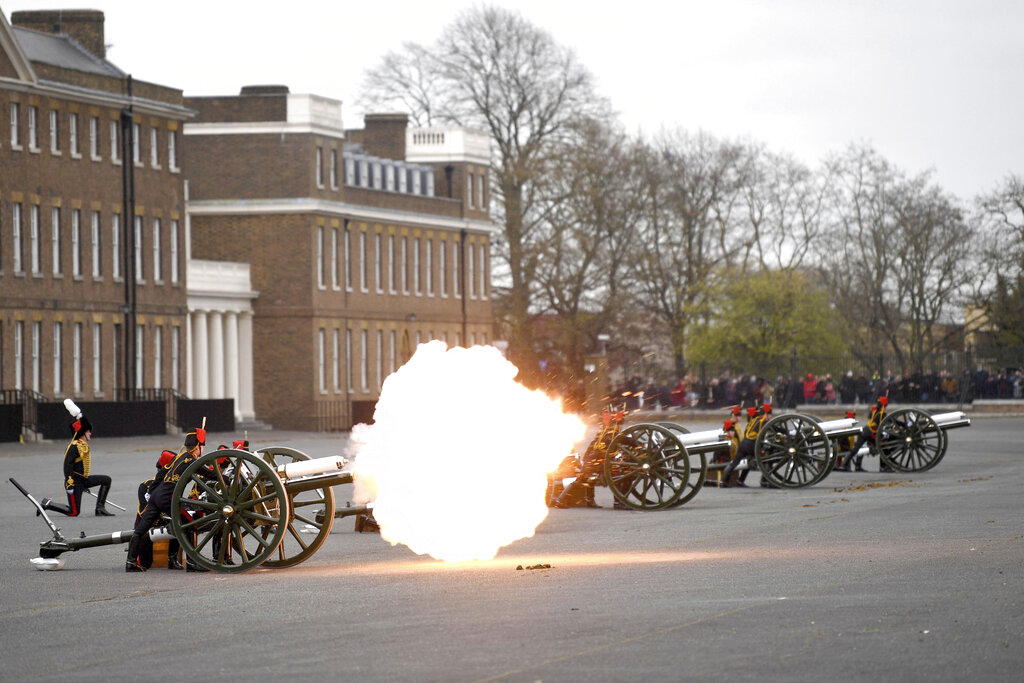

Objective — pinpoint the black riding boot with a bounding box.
[95,483,115,516]
[854,455,865,472]
[125,534,146,572]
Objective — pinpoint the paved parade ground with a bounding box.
[1,416,1022,682]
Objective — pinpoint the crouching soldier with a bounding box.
[846,396,890,472]
[125,426,210,572]
[134,450,184,570]
[39,400,115,517]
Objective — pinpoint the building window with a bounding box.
[111,213,121,279]
[388,234,396,293]
[30,205,40,274]
[152,218,161,282]
[168,130,178,171]
[109,120,119,162]
[361,329,368,391]
[332,329,340,393]
[69,112,79,156]
[14,321,24,390]
[51,322,62,394]
[479,243,487,298]
[153,326,162,389]
[452,239,461,298]
[9,102,19,148]
[170,220,179,284]
[92,323,102,394]
[375,233,383,293]
[426,238,434,296]
[134,216,143,282]
[28,106,39,150]
[49,109,60,154]
[132,122,141,165]
[89,116,99,159]
[316,225,325,288]
[389,330,396,375]
[51,208,61,276]
[401,236,409,294]
[112,323,120,392]
[413,237,422,295]
[91,211,101,278]
[135,325,144,389]
[330,227,339,289]
[345,329,353,392]
[376,330,383,389]
[478,174,485,209]
[71,322,82,395]
[150,127,159,167]
[317,328,326,393]
[71,209,81,277]
[344,157,355,185]
[467,172,474,209]
[344,226,352,291]
[30,321,40,391]
[12,203,23,273]
[359,231,368,292]
[315,147,324,188]
[330,149,338,189]
[171,326,179,391]
[439,240,447,297]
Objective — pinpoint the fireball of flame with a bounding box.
[349,341,585,562]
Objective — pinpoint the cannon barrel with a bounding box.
[818,417,861,440]
[37,527,172,560]
[930,411,971,430]
[276,455,347,479]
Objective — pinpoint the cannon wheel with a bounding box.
[755,414,834,488]
[171,449,290,573]
[877,408,947,472]
[657,423,708,507]
[604,423,690,510]
[257,446,336,569]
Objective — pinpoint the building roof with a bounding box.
[12,25,124,78]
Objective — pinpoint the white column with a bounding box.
[225,311,240,420]
[192,311,209,399]
[238,312,255,420]
[208,311,225,399]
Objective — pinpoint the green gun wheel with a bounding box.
[657,423,707,508]
[604,424,689,510]
[171,449,289,573]
[257,446,336,569]
[877,408,947,473]
[755,414,833,488]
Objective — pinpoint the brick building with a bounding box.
[184,87,495,430]
[0,10,191,407]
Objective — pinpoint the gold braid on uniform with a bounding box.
[65,438,91,488]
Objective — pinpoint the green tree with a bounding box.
[688,270,847,378]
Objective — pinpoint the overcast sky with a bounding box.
[6,0,1020,200]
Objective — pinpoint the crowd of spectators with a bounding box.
[604,366,1022,411]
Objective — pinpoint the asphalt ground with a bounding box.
[0,416,1021,682]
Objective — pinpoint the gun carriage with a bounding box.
[12,446,370,573]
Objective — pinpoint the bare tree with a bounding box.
[357,42,441,127]
[628,130,749,376]
[820,144,974,370]
[358,5,608,384]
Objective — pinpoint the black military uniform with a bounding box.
[846,396,889,471]
[39,408,114,517]
[134,450,184,570]
[721,405,769,487]
[126,428,210,572]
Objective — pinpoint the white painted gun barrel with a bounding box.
[817,418,860,439]
[673,429,731,456]
[276,455,347,479]
[930,411,971,430]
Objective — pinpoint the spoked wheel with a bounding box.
[755,414,834,488]
[604,423,690,510]
[257,446,336,569]
[171,449,289,573]
[877,409,947,472]
[657,423,707,507]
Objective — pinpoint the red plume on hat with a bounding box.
[878,396,888,406]
[723,420,735,431]
[731,405,741,416]
[762,403,772,413]
[747,406,758,418]
[157,450,175,468]
[845,411,856,419]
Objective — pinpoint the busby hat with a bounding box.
[64,398,92,438]
[183,427,207,451]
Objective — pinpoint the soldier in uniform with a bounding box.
[134,450,184,570]
[845,396,889,472]
[721,404,770,487]
[834,410,858,471]
[125,426,211,572]
[39,402,115,517]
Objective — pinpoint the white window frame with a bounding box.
[14,321,24,390]
[330,149,338,189]
[318,328,326,393]
[426,238,434,296]
[171,326,179,391]
[30,205,40,275]
[168,129,178,171]
[375,233,383,293]
[150,127,159,168]
[10,102,20,148]
[132,122,141,165]
[344,227,352,292]
[376,330,383,389]
[152,218,162,282]
[439,240,447,297]
[452,240,461,298]
[413,237,422,295]
[69,112,79,157]
[51,208,61,276]
[89,116,100,160]
[332,329,340,392]
[389,330,396,375]
[316,147,324,188]
[52,322,62,394]
[91,210,101,278]
[330,227,339,289]
[359,231,368,292]
[135,324,144,389]
[316,225,325,288]
[477,173,485,209]
[71,209,81,277]
[345,329,353,392]
[479,243,487,299]
[49,109,60,154]
[388,234,396,294]
[28,106,38,151]
[401,236,409,294]
[92,323,102,394]
[111,213,121,279]
[467,172,474,209]
[170,220,179,284]
[109,120,119,162]
[12,203,23,273]
[153,326,162,389]
[134,216,143,282]
[360,329,368,392]
[468,242,475,299]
